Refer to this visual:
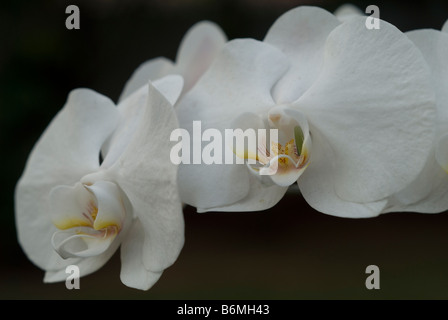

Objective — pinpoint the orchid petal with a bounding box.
[202,173,288,213]
[179,164,251,212]
[382,29,448,212]
[177,39,289,131]
[175,21,227,93]
[152,75,184,106]
[107,82,184,273]
[334,3,363,22]
[119,21,225,102]
[15,89,119,271]
[120,219,163,290]
[102,76,183,169]
[384,154,448,213]
[264,6,340,104]
[101,85,147,170]
[406,30,448,124]
[294,17,436,204]
[443,19,448,33]
[119,57,175,103]
[298,125,387,217]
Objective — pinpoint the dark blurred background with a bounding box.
[1,0,448,300]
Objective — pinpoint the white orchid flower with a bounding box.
[119,21,226,103]
[443,19,448,33]
[15,75,185,290]
[175,6,436,217]
[383,29,448,213]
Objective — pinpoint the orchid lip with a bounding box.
[51,225,119,259]
[49,180,127,259]
[248,136,311,186]
[235,107,312,187]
